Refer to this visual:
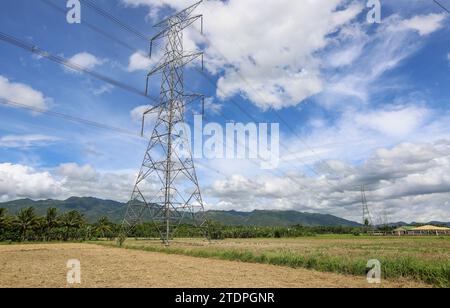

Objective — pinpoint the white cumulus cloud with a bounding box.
[122,0,363,110]
[121,1,447,111]
[0,75,51,109]
[58,163,98,181]
[127,51,154,72]
[0,163,136,203]
[205,140,450,223]
[355,106,429,138]
[66,52,106,72]
[0,163,62,202]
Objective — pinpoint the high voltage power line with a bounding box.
[0,98,139,137]
[119,1,208,245]
[37,0,327,189]
[72,0,341,179]
[0,99,249,194]
[2,1,347,203]
[0,30,197,122]
[0,96,329,209]
[0,31,157,101]
[183,10,345,191]
[0,0,440,214]
[189,24,344,187]
[193,67,343,184]
[434,0,450,13]
[0,91,323,206]
[11,99,360,218]
[55,0,345,195]
[0,96,315,204]
[80,0,151,41]
[40,0,147,54]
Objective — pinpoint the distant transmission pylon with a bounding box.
[119,1,208,245]
[361,184,373,228]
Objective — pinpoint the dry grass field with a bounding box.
[100,235,450,287]
[117,236,450,261]
[0,243,429,288]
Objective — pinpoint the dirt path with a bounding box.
[0,243,426,288]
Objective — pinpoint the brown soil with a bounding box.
[0,243,427,288]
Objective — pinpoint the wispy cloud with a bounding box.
[0,134,59,149]
[321,13,447,107]
[400,13,446,36]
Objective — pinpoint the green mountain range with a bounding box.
[0,197,360,227]
[206,210,361,227]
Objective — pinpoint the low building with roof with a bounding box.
[393,226,417,236]
[393,225,450,236]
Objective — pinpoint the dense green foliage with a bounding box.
[0,207,370,242]
[0,207,119,242]
[206,221,362,239]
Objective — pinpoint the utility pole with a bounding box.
[119,1,207,245]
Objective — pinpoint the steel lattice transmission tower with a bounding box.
[361,184,373,228]
[120,1,208,245]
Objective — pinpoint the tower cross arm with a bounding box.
[150,14,203,44]
[152,0,203,28]
[147,51,203,77]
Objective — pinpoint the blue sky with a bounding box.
[0,0,450,223]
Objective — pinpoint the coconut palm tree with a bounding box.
[44,208,59,241]
[0,208,6,224]
[95,216,112,239]
[14,207,39,241]
[0,208,12,241]
[0,208,11,230]
[60,210,85,241]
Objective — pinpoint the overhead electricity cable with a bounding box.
[1,95,312,201]
[35,1,342,199]
[0,31,185,116]
[0,31,158,101]
[1,95,322,205]
[79,0,151,41]
[72,0,450,176]
[192,29,341,179]
[434,0,450,13]
[194,66,344,192]
[0,98,140,137]
[40,0,141,53]
[40,0,165,54]
[52,1,341,196]
[54,0,363,188]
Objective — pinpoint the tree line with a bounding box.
[0,207,117,242]
[0,207,369,242]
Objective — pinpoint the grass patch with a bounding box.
[93,237,449,288]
